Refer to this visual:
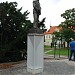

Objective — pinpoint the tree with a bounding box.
[39,17,46,32]
[53,30,63,47]
[0,1,33,62]
[0,1,46,62]
[59,8,75,42]
[38,17,46,29]
[61,8,75,30]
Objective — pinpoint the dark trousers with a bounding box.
[69,50,75,61]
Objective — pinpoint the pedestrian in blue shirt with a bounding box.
[69,38,75,61]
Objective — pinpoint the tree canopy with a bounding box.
[0,1,33,62]
[59,8,75,42]
[0,1,46,62]
[0,1,33,51]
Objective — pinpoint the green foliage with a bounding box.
[53,32,61,39]
[61,8,75,29]
[38,17,46,32]
[0,1,46,62]
[59,8,75,42]
[61,27,74,42]
[0,1,33,62]
[38,17,46,29]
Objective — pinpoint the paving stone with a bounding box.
[0,59,75,75]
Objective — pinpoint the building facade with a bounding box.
[44,26,62,46]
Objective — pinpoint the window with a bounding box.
[49,35,50,38]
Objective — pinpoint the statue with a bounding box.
[33,0,41,28]
[29,0,42,33]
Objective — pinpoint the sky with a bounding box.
[0,0,75,29]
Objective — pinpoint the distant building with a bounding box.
[44,26,62,45]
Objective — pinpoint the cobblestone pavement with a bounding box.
[0,59,75,75]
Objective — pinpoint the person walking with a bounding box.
[69,38,75,61]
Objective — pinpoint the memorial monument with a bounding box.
[29,0,43,33]
[27,0,44,74]
[33,0,41,28]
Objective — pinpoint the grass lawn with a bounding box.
[44,45,51,52]
[46,49,69,56]
[44,45,51,49]
[44,45,70,56]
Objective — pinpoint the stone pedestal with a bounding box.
[27,33,44,74]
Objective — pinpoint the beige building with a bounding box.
[44,26,62,46]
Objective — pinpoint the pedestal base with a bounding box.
[27,67,43,74]
[27,33,44,74]
[29,28,43,34]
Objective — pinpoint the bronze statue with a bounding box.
[29,0,42,33]
[33,0,41,28]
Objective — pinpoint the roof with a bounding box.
[44,26,62,34]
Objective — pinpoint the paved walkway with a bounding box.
[0,57,75,75]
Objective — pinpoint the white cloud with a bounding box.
[42,0,75,29]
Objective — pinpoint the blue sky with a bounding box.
[0,0,75,29]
